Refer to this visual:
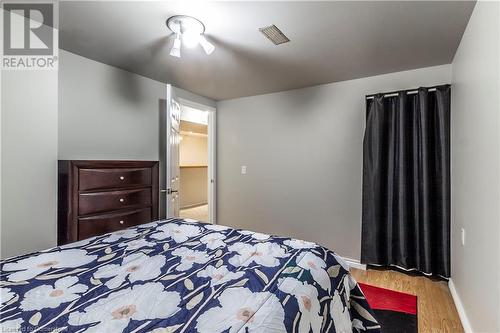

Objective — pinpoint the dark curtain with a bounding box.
[361,85,450,278]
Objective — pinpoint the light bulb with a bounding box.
[199,35,215,55]
[182,32,200,48]
[170,34,181,58]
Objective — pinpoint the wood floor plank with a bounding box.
[350,268,463,333]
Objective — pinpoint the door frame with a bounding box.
[177,97,217,224]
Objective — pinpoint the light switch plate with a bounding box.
[241,165,247,175]
[461,228,465,246]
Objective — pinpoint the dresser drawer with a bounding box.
[79,188,152,215]
[78,208,152,240]
[79,168,151,191]
[58,160,159,245]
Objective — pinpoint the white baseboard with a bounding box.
[344,258,367,270]
[180,202,208,210]
[448,278,473,333]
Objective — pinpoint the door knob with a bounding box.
[166,188,179,195]
[160,189,178,194]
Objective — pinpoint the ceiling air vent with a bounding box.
[259,25,290,45]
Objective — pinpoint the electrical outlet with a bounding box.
[241,165,247,175]
[461,228,466,246]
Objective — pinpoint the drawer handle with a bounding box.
[119,176,125,180]
[119,220,124,225]
[119,198,125,202]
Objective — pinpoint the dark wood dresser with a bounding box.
[58,160,159,245]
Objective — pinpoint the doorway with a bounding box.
[178,105,209,222]
[161,85,216,224]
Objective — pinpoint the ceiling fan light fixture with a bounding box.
[170,34,181,58]
[182,32,201,48]
[199,35,215,55]
[166,15,214,57]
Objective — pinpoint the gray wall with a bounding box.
[58,50,165,160]
[451,2,500,332]
[59,50,216,222]
[0,49,215,258]
[1,70,58,258]
[216,65,451,260]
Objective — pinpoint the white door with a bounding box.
[164,85,181,218]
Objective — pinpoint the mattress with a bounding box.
[0,219,381,332]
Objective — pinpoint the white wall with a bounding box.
[58,50,165,160]
[180,135,208,166]
[180,167,208,208]
[451,2,500,332]
[1,70,58,258]
[179,134,208,208]
[216,64,451,260]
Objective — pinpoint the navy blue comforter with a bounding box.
[0,219,380,332]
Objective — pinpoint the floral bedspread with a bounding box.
[0,219,380,333]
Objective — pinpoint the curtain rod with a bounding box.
[366,87,438,100]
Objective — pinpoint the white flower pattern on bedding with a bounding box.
[333,252,351,271]
[331,290,354,333]
[0,318,23,332]
[135,221,158,229]
[196,287,286,333]
[151,223,202,243]
[239,230,271,240]
[2,249,97,282]
[1,287,15,305]
[204,224,229,232]
[197,265,245,286]
[0,219,380,333]
[20,276,88,311]
[297,252,331,292]
[278,277,323,333]
[102,228,139,243]
[171,247,210,271]
[200,232,226,249]
[68,283,180,333]
[284,239,316,249]
[118,238,154,251]
[228,242,289,267]
[94,253,165,288]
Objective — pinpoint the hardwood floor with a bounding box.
[350,268,463,333]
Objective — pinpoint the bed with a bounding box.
[0,219,380,332]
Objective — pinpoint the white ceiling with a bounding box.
[59,1,475,101]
